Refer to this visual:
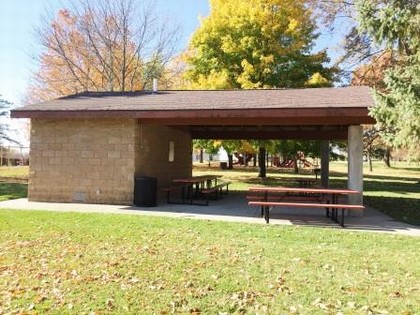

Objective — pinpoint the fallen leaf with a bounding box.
[190,307,201,314]
[389,291,402,298]
[106,298,115,310]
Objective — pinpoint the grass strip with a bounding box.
[1,210,419,314]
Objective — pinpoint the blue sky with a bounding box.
[0,0,341,107]
[0,0,209,105]
[0,0,342,146]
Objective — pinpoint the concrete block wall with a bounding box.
[29,118,138,205]
[135,125,192,189]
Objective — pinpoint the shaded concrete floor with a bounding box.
[1,191,419,237]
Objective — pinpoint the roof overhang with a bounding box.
[11,107,374,126]
[10,87,376,140]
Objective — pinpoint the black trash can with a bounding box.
[134,176,157,207]
[220,162,228,170]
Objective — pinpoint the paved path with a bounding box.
[1,193,419,237]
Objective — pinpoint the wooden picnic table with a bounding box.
[167,175,229,205]
[282,177,318,187]
[248,186,363,226]
[172,175,221,189]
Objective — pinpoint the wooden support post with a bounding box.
[258,147,266,178]
[321,141,329,188]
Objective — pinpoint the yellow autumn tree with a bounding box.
[185,0,337,89]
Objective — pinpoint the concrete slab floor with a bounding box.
[1,192,419,237]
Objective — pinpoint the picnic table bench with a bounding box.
[162,176,230,206]
[247,186,364,227]
[201,181,230,198]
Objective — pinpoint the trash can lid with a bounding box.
[135,176,157,180]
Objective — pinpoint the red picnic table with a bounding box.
[248,186,364,226]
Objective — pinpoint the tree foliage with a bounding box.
[185,0,336,89]
[193,139,221,155]
[307,0,392,83]
[0,97,16,144]
[275,140,320,173]
[351,52,396,168]
[28,0,180,102]
[186,0,336,175]
[351,50,396,90]
[356,0,420,149]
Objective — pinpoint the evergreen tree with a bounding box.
[0,97,15,144]
[356,0,420,148]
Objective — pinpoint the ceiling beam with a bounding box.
[190,129,348,140]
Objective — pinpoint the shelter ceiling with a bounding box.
[188,125,348,140]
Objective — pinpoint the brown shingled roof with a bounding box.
[11,86,376,140]
[11,87,375,130]
[13,86,373,112]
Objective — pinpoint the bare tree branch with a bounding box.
[28,0,181,101]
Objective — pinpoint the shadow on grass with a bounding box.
[364,179,420,194]
[364,196,420,226]
[393,166,420,172]
[0,182,28,201]
[331,171,419,183]
[364,173,420,182]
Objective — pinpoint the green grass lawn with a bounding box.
[0,166,28,202]
[0,210,419,314]
[0,166,29,178]
[0,182,28,202]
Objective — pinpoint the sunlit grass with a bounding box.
[0,166,29,178]
[0,210,419,314]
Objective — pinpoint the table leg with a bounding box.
[340,208,345,227]
[181,186,187,204]
[189,184,194,204]
[262,191,268,218]
[264,206,269,224]
[331,194,338,222]
[325,199,330,218]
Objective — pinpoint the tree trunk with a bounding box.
[293,157,299,174]
[253,154,257,167]
[383,149,391,167]
[199,149,204,163]
[228,154,233,169]
[368,152,373,172]
[258,147,266,178]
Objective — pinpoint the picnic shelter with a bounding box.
[11,86,375,206]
